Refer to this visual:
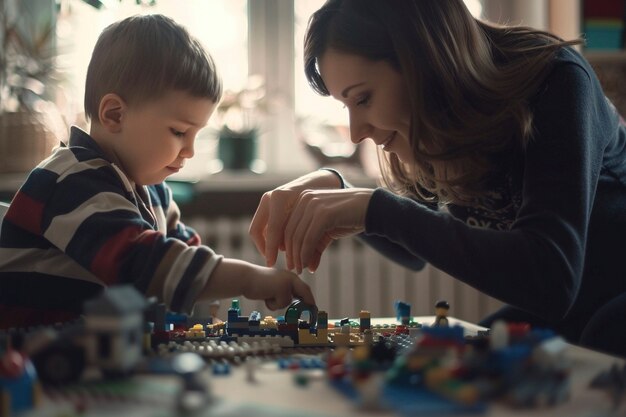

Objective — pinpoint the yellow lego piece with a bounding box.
[260,316,278,330]
[298,328,329,345]
[185,324,206,339]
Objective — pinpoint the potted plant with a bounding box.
[0,0,67,174]
[213,75,267,173]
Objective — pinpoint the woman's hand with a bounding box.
[249,170,343,267]
[284,188,374,273]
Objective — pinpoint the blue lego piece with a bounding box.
[383,384,487,415]
[226,308,249,335]
[212,362,231,376]
[248,311,262,322]
[300,357,325,369]
[226,307,279,337]
[166,311,189,326]
[329,378,486,415]
[278,357,325,370]
[422,324,465,342]
[488,344,532,375]
[277,358,291,369]
[394,301,411,324]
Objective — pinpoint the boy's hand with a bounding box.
[249,170,342,268]
[201,258,315,310]
[241,264,315,310]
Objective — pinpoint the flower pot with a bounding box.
[217,127,258,171]
[0,109,67,173]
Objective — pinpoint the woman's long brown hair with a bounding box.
[304,0,581,205]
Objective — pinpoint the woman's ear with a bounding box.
[98,93,126,133]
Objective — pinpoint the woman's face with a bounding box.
[318,49,414,163]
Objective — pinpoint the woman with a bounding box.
[250,0,626,355]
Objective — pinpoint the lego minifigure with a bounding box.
[432,300,450,327]
[0,349,40,416]
[208,300,223,324]
[363,329,374,345]
[359,310,371,333]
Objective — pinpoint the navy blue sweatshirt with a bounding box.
[361,47,626,342]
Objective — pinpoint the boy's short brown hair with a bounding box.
[84,14,222,120]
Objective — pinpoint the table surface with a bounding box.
[382,315,486,334]
[21,316,625,417]
[210,345,621,417]
[208,316,623,417]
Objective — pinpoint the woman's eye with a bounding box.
[170,128,185,138]
[356,94,371,106]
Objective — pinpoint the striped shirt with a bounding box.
[0,126,222,329]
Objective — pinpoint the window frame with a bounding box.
[248,0,316,175]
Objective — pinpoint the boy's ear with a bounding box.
[98,93,126,133]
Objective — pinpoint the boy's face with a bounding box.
[115,90,216,185]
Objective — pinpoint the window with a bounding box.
[58,0,484,178]
[294,0,484,123]
[293,1,484,178]
[58,0,248,177]
[60,0,247,119]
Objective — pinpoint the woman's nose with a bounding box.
[349,112,372,144]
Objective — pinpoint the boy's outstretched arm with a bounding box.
[199,258,315,311]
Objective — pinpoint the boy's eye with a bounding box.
[170,128,185,138]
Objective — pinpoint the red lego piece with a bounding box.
[507,322,531,340]
[395,325,409,335]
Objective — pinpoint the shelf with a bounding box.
[0,169,379,218]
[584,50,626,63]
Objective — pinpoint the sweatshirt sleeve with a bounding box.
[39,165,222,314]
[364,60,612,322]
[320,168,428,270]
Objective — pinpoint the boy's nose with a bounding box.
[180,139,195,158]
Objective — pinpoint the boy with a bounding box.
[0,14,314,329]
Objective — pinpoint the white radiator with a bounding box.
[187,216,503,324]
